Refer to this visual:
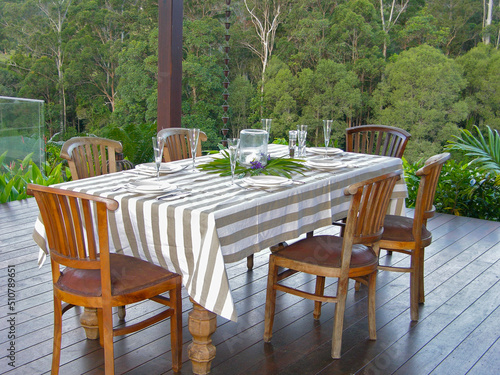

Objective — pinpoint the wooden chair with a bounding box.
[263,170,402,359]
[60,137,123,180]
[27,184,183,374]
[346,125,411,158]
[333,125,411,234]
[157,128,207,162]
[378,153,450,321]
[60,136,128,320]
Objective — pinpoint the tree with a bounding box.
[241,0,289,112]
[482,0,494,45]
[395,7,446,50]
[262,57,299,136]
[37,0,74,135]
[426,0,483,56]
[329,0,382,64]
[373,44,469,162]
[458,43,500,130]
[297,59,362,145]
[377,0,410,59]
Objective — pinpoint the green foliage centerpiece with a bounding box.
[198,151,307,179]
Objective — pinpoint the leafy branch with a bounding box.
[198,152,308,179]
[446,125,500,184]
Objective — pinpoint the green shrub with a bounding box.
[404,158,499,221]
[0,151,70,203]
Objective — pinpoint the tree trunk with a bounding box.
[483,0,493,44]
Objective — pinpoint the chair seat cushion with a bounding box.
[274,235,378,269]
[57,253,179,297]
[382,215,432,243]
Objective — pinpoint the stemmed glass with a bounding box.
[187,128,200,172]
[227,138,240,185]
[152,136,165,181]
[297,124,308,157]
[323,120,333,158]
[262,118,272,143]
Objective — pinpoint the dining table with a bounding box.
[32,144,407,374]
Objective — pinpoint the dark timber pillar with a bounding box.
[158,0,183,131]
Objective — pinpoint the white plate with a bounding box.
[124,180,177,194]
[306,159,343,169]
[307,147,343,155]
[136,163,185,174]
[245,175,292,187]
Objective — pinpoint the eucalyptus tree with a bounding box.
[373,44,469,162]
[293,59,362,145]
[276,0,336,72]
[377,0,410,59]
[395,7,446,50]
[240,0,290,114]
[329,0,383,64]
[458,43,500,130]
[67,0,136,122]
[426,0,483,56]
[262,58,299,136]
[2,0,75,135]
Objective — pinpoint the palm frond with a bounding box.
[446,125,500,175]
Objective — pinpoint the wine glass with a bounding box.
[152,136,165,181]
[187,128,200,172]
[261,118,272,143]
[323,120,332,158]
[227,138,240,185]
[288,130,297,157]
[297,124,308,157]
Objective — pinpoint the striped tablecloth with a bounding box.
[33,144,406,321]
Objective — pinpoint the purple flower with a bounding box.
[250,160,264,169]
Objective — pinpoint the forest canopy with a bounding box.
[1,0,499,163]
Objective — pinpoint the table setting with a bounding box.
[30,125,409,374]
[33,132,407,318]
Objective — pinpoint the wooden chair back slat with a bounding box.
[68,198,86,258]
[413,153,451,232]
[27,184,118,270]
[60,137,122,180]
[346,125,411,158]
[344,170,402,252]
[158,128,208,162]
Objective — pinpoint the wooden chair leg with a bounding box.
[367,272,377,340]
[410,253,419,321]
[97,308,104,347]
[247,254,254,270]
[313,276,325,320]
[52,295,63,375]
[117,306,126,320]
[354,280,361,291]
[263,257,278,342]
[418,248,425,303]
[331,278,349,359]
[170,285,183,372]
[102,305,115,374]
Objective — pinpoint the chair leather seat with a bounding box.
[275,235,378,269]
[57,253,178,297]
[382,215,432,243]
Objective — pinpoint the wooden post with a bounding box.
[158,0,183,132]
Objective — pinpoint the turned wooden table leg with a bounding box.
[188,299,217,374]
[80,307,99,339]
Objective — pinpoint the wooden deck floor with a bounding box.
[1,198,499,375]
